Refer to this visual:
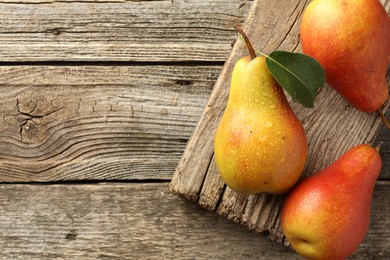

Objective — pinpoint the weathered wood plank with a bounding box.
[0,65,219,182]
[0,0,251,62]
[170,0,390,245]
[0,182,388,259]
[1,64,386,183]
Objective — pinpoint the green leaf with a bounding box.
[265,50,325,108]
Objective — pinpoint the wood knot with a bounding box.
[65,230,77,241]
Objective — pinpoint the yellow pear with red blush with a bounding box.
[214,27,307,194]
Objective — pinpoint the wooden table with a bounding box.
[0,0,388,259]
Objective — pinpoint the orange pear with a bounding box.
[300,0,390,112]
[281,144,382,259]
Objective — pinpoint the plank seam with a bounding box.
[0,61,225,67]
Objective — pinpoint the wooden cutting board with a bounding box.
[170,0,390,246]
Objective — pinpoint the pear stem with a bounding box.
[375,141,383,152]
[377,109,390,130]
[234,24,256,60]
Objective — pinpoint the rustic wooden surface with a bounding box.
[0,0,388,259]
[0,182,388,259]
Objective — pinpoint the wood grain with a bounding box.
[170,0,390,245]
[0,0,251,62]
[0,182,388,259]
[0,65,219,182]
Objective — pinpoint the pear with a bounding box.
[214,27,307,194]
[281,144,382,260]
[300,0,390,112]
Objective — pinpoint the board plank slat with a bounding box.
[0,0,250,62]
[170,0,390,245]
[0,182,388,259]
[0,65,219,182]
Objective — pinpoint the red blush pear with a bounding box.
[300,0,390,112]
[281,144,382,260]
